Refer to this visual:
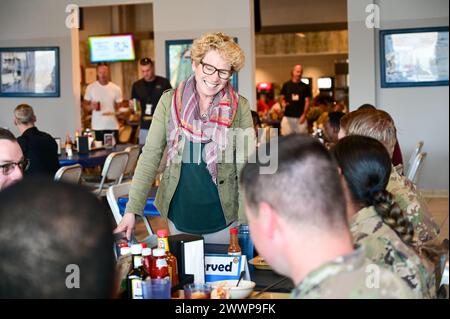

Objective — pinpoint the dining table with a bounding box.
[59,143,137,168]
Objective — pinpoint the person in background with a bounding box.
[280,64,312,135]
[83,63,123,143]
[240,135,414,298]
[0,128,27,191]
[323,111,345,148]
[0,176,116,298]
[13,104,60,177]
[357,103,403,167]
[332,135,436,298]
[339,108,440,245]
[131,57,172,145]
[114,32,254,243]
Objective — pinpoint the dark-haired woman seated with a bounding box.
[332,135,436,299]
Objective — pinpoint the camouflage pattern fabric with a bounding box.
[350,206,436,299]
[291,247,416,299]
[387,166,440,244]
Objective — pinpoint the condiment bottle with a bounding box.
[151,248,170,281]
[142,247,153,275]
[127,244,147,299]
[228,227,242,256]
[156,229,179,287]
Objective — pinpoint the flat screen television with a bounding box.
[88,34,135,63]
[317,77,333,89]
[380,27,449,87]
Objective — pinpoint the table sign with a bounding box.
[204,254,250,283]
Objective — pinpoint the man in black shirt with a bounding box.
[280,64,312,135]
[131,58,172,144]
[13,104,60,177]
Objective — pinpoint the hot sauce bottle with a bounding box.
[151,248,170,281]
[156,229,179,287]
[228,227,242,256]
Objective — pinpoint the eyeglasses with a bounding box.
[0,159,30,176]
[200,61,233,80]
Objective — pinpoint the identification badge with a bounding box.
[145,104,153,115]
[291,94,299,101]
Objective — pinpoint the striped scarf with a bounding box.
[167,75,239,184]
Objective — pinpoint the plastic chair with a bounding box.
[54,164,82,184]
[118,145,141,184]
[106,182,155,236]
[406,152,427,184]
[405,141,424,177]
[84,151,129,197]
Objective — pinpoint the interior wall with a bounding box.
[260,0,347,26]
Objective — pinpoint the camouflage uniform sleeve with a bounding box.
[387,169,440,243]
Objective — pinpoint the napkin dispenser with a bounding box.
[168,234,205,284]
[77,136,89,154]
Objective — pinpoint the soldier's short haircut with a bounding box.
[0,128,16,141]
[241,134,347,232]
[14,104,36,125]
[339,109,397,158]
[0,176,115,298]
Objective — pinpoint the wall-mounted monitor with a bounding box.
[301,77,312,85]
[88,34,135,63]
[380,26,449,88]
[317,77,333,89]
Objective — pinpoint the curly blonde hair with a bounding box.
[190,32,245,72]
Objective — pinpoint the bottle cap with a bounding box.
[156,229,169,238]
[153,248,165,257]
[131,244,143,255]
[142,248,152,256]
[120,247,131,256]
[230,227,238,234]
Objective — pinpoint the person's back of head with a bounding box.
[357,103,376,110]
[0,176,115,298]
[14,104,36,126]
[331,135,415,247]
[339,109,397,158]
[242,134,348,235]
[241,135,351,281]
[324,112,345,144]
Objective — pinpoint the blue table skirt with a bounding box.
[118,197,160,217]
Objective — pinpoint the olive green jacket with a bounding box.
[125,89,255,225]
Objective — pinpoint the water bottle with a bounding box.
[238,224,254,270]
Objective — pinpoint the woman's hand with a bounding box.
[114,212,136,240]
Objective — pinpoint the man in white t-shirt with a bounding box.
[83,63,123,143]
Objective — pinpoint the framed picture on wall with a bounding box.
[380,27,449,88]
[165,39,238,90]
[0,47,60,97]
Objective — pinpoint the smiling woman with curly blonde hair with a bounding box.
[115,32,254,244]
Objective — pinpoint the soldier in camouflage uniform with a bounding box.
[292,246,416,299]
[387,167,440,244]
[241,135,416,299]
[350,206,436,298]
[339,108,440,245]
[332,135,437,299]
